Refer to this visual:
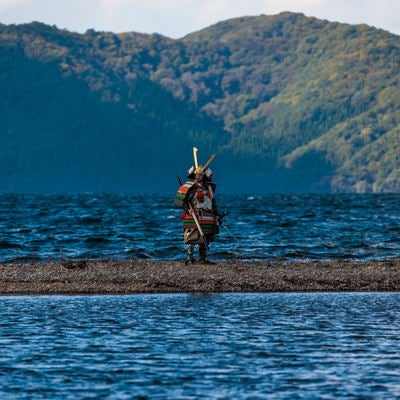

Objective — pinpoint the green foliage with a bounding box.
[0,13,399,192]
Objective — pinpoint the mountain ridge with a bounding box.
[0,12,399,193]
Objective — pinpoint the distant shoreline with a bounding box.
[1,260,400,295]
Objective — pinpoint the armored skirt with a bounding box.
[181,210,218,244]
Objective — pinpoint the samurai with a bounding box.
[175,147,221,264]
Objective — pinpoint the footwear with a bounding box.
[199,258,215,265]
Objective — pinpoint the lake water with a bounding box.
[0,193,399,263]
[1,194,400,398]
[1,293,400,399]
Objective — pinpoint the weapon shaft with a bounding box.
[188,203,209,250]
[221,221,240,242]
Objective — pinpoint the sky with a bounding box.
[0,0,399,38]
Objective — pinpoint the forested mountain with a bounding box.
[0,12,399,193]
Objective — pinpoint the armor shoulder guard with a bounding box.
[174,180,195,207]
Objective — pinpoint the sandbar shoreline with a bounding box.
[1,259,400,295]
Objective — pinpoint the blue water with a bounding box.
[0,193,399,263]
[1,293,400,399]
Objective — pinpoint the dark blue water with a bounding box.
[1,293,400,399]
[0,193,399,263]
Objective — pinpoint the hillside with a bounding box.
[0,23,224,192]
[0,13,399,192]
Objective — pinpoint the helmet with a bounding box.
[191,147,216,178]
[187,165,195,179]
[187,166,213,180]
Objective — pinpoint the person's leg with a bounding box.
[199,243,207,262]
[185,244,195,264]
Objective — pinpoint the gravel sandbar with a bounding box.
[1,259,400,295]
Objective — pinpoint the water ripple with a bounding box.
[1,293,400,398]
[0,193,400,262]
